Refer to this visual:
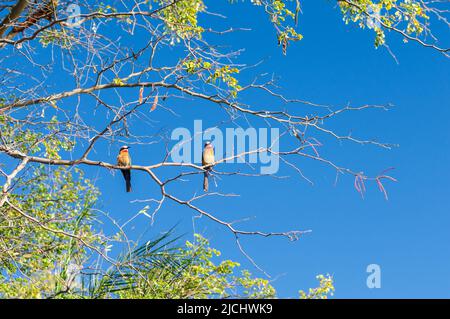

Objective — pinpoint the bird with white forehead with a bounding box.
[202,141,215,192]
[117,145,132,192]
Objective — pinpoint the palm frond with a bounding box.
[88,227,188,298]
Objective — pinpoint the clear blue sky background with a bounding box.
[3,0,450,298]
[88,1,450,298]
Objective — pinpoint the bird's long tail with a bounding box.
[121,169,132,192]
[203,171,209,192]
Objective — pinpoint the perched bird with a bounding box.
[202,141,215,192]
[117,145,132,192]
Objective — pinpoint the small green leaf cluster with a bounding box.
[339,0,429,47]
[183,58,241,97]
[299,274,335,299]
[158,0,206,40]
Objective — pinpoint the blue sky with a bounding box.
[2,0,450,298]
[100,1,449,298]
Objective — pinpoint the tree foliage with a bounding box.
[93,233,278,299]
[0,0,446,299]
[0,166,100,298]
